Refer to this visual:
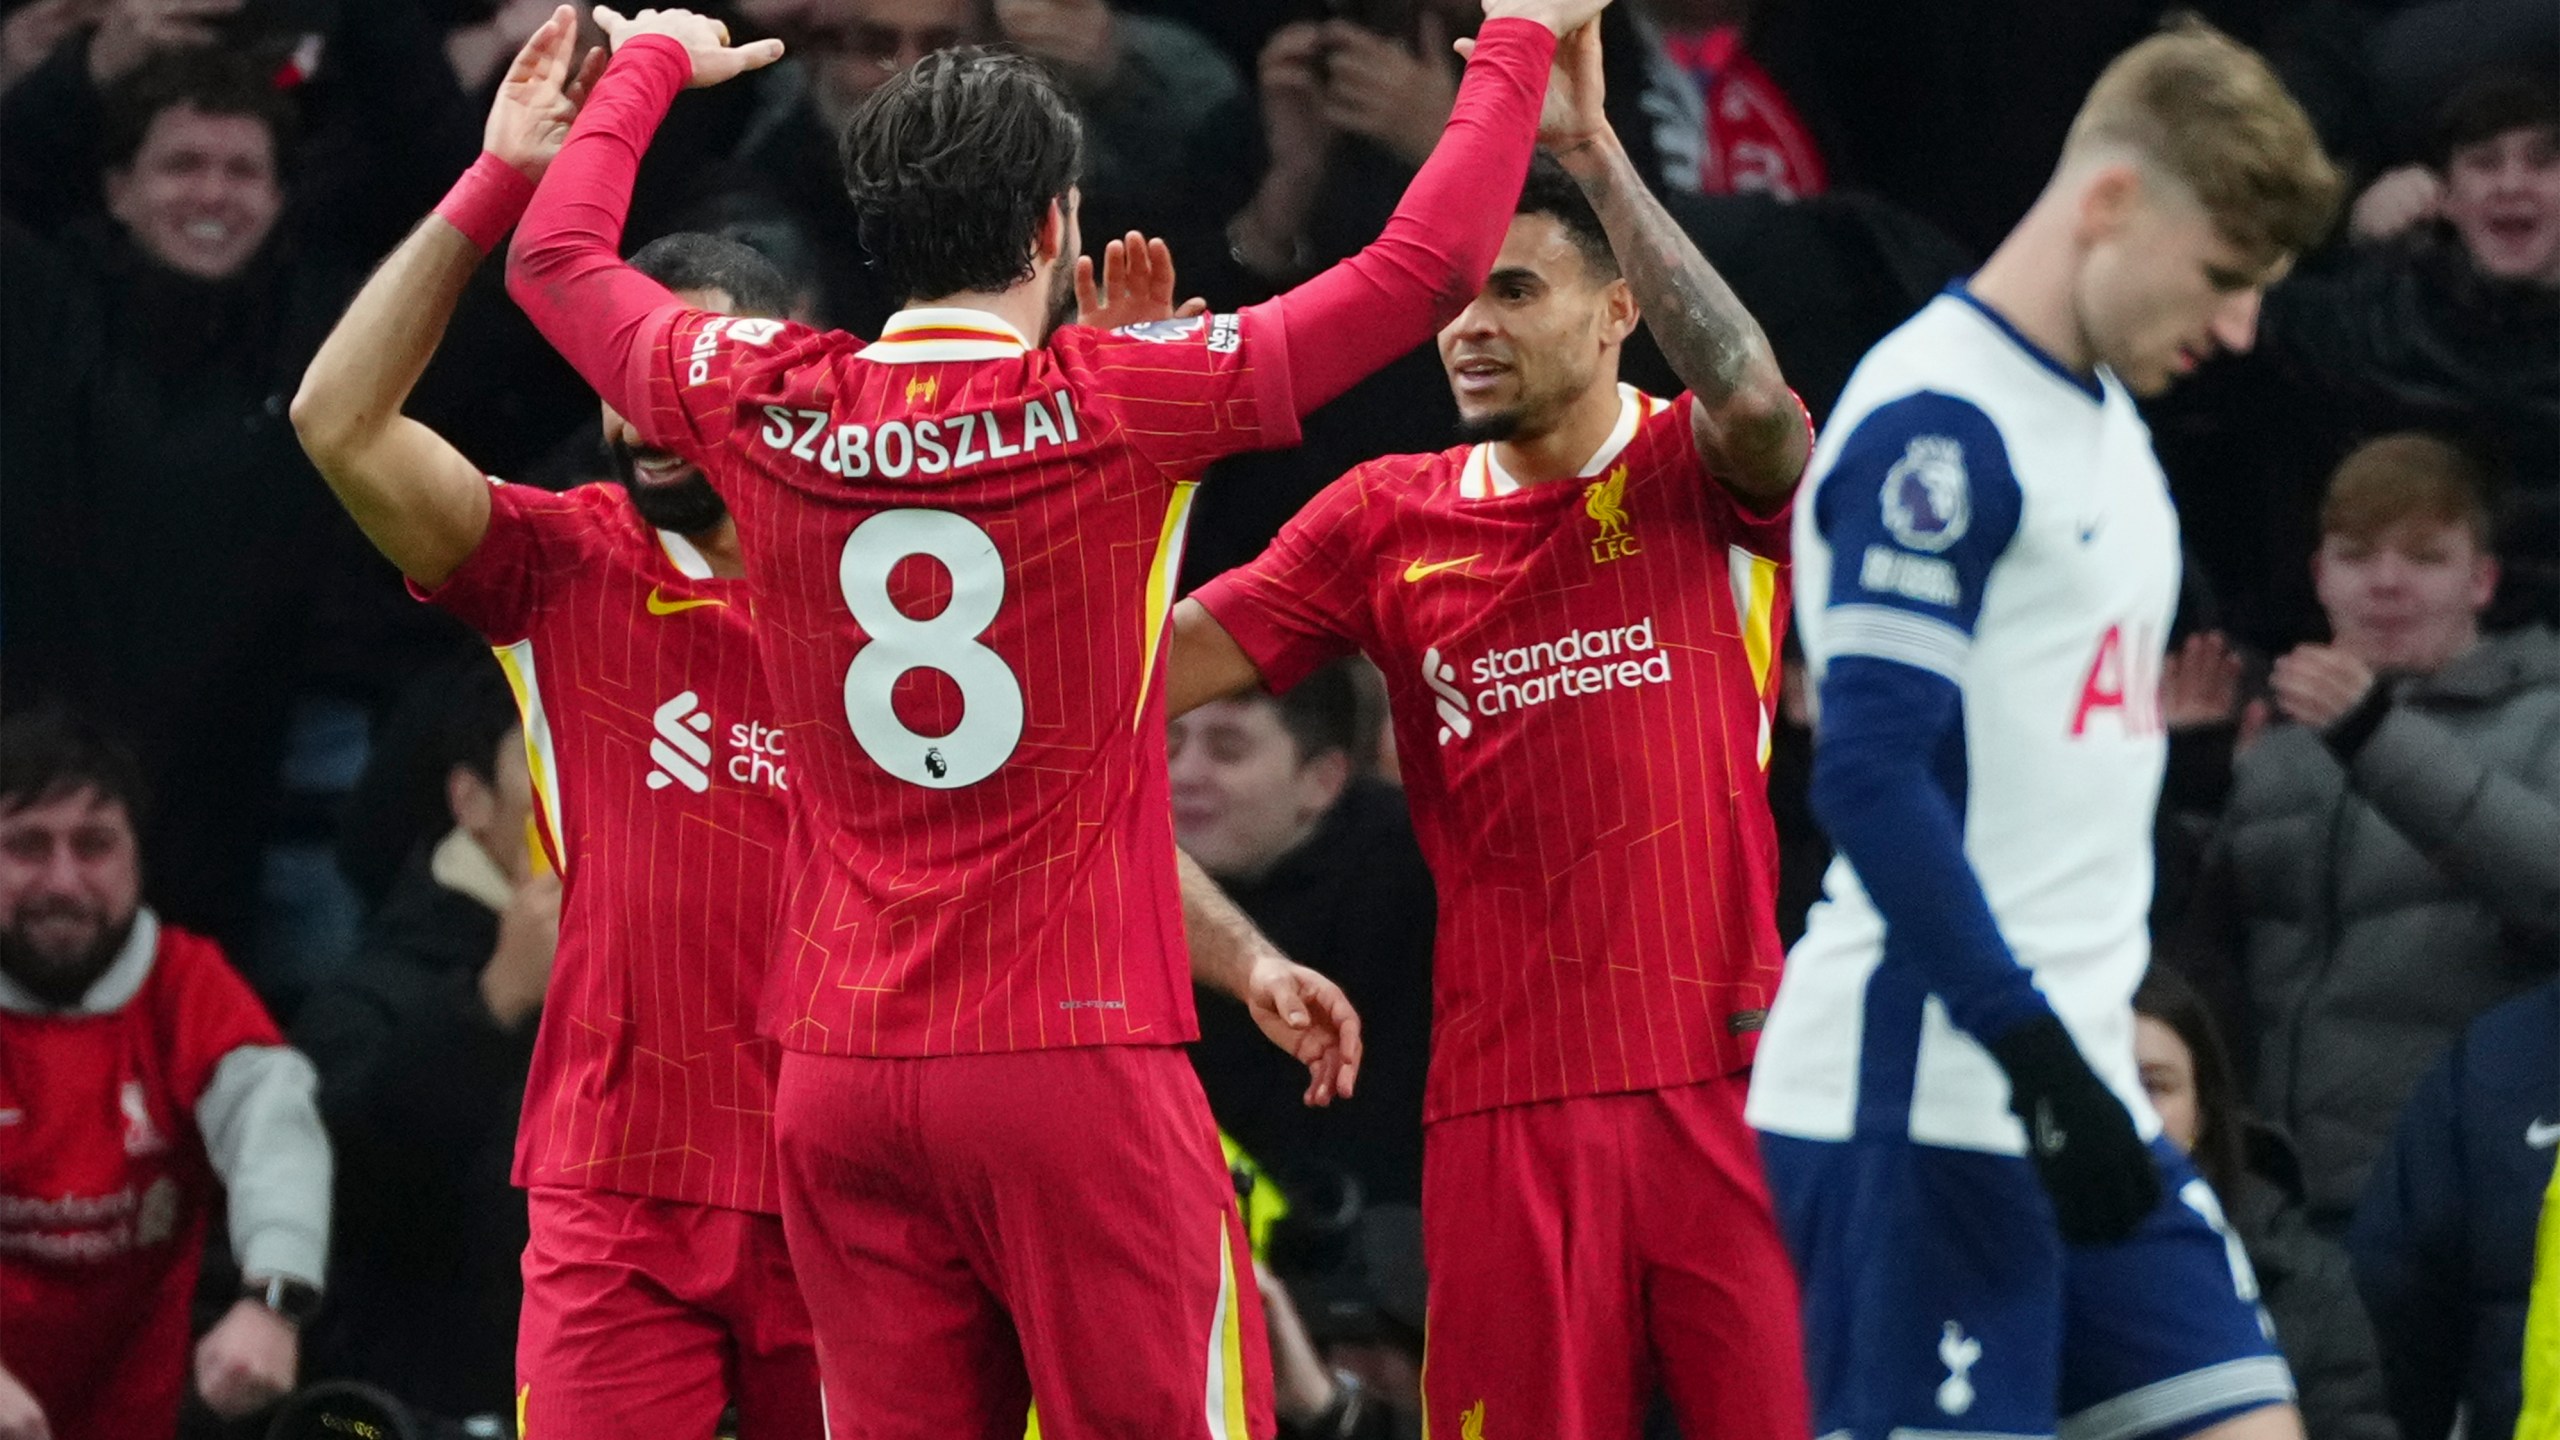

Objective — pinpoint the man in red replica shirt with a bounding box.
[0,711,332,1440]
[503,1,1599,1432]
[1171,31,1814,1440]
[291,19,822,1437]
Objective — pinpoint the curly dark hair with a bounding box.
[839,46,1084,304]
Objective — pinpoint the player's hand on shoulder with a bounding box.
[591,5,786,87]
[0,1362,49,1440]
[1987,1013,2161,1246]
[1075,230,1207,332]
[193,1297,299,1419]
[485,5,609,182]
[1477,0,1612,41]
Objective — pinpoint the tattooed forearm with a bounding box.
[1558,137,1806,496]
[1561,141,1771,406]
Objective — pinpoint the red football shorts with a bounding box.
[1419,1074,1811,1440]
[775,1044,1273,1440]
[516,1187,821,1440]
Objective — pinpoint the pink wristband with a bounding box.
[434,151,538,255]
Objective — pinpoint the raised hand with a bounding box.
[87,0,242,84]
[1479,0,1612,40]
[590,5,785,88]
[2270,642,2377,731]
[1075,230,1206,331]
[1317,16,1456,168]
[485,5,608,182]
[1256,21,1332,173]
[2159,630,2243,731]
[994,0,1120,93]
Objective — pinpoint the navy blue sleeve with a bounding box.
[1814,392,2023,679]
[1808,391,2046,1045]
[2346,1052,2467,1440]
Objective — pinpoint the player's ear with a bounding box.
[2075,161,2143,246]
[1602,276,1639,346]
[447,764,496,833]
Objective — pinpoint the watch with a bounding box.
[243,1274,324,1327]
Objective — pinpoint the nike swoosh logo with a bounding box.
[645,587,727,616]
[2528,1119,2560,1149]
[1402,554,1484,583]
[0,1109,20,1125]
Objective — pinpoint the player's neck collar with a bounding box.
[1464,383,1647,499]
[0,909,158,1015]
[865,307,1032,363]
[1943,282,2105,403]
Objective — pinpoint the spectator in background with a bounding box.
[2350,979,2556,1440]
[2157,65,2560,653]
[1173,661,1436,1209]
[2172,433,2560,1232]
[0,710,332,1440]
[2263,70,2560,627]
[2132,968,2396,1440]
[702,0,1238,332]
[293,659,550,1429]
[0,43,475,1005]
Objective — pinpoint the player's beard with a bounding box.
[0,899,134,1009]
[1043,254,1078,338]
[610,439,730,537]
[1454,408,1526,445]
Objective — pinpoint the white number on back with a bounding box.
[838,509,1023,788]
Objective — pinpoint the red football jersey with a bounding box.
[1196,387,1794,1122]
[636,306,1296,1057]
[0,919,278,1440]
[424,480,788,1211]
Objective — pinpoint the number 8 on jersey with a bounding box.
[839,509,1024,789]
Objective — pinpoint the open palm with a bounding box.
[485,5,607,181]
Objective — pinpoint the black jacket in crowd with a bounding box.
[293,838,533,1424]
[1190,776,1437,1210]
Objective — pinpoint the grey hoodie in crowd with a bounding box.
[2185,624,2560,1227]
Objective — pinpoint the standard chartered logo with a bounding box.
[1424,617,1674,746]
[646,691,788,794]
[1422,648,1473,745]
[646,692,716,792]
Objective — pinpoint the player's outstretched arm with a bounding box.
[1537,23,1804,501]
[506,9,781,439]
[1247,5,1589,418]
[293,7,605,587]
[1180,849,1362,1106]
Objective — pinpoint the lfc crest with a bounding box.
[1584,464,1639,564]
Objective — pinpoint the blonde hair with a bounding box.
[2064,16,2343,264]
[2322,433,2494,548]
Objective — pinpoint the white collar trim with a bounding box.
[1461,385,1647,499]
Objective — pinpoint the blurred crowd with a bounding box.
[0,0,2553,1437]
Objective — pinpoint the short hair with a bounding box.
[1515,150,1618,282]
[2431,69,2559,170]
[2063,16,2342,265]
[2320,432,2495,548]
[630,231,797,318]
[1273,662,1361,766]
[102,47,296,172]
[840,46,1084,303]
[2132,967,2247,1207]
[0,708,149,822]
[428,657,523,787]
